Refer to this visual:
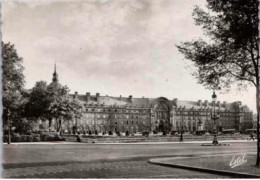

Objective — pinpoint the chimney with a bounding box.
[173,98,178,106]
[119,95,122,100]
[86,92,90,102]
[198,100,202,106]
[129,95,132,103]
[74,91,78,99]
[205,100,208,107]
[96,93,100,102]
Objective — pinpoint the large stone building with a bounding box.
[50,66,254,134]
[69,92,253,134]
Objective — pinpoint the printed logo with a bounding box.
[229,153,247,168]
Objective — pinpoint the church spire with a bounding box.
[52,63,58,82]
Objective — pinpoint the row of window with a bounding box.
[115,120,146,125]
[85,108,149,113]
[79,119,147,126]
[175,120,234,126]
[176,111,240,116]
[83,114,148,119]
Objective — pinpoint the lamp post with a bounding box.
[7,109,11,144]
[180,108,184,142]
[211,91,219,145]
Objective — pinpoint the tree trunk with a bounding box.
[48,118,52,132]
[256,77,260,166]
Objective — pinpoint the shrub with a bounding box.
[153,130,158,134]
[89,130,92,135]
[116,131,121,136]
[34,137,41,142]
[108,131,113,135]
[11,135,21,142]
[170,131,177,136]
[142,131,149,136]
[43,135,55,141]
[125,131,129,136]
[61,137,67,141]
[21,135,28,142]
[162,131,167,136]
[54,135,62,141]
[27,135,33,142]
[95,130,98,135]
[3,135,9,143]
[32,134,40,141]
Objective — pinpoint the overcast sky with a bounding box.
[2,0,256,112]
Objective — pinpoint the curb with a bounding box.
[201,143,230,146]
[149,159,260,178]
[3,140,255,145]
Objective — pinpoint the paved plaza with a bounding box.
[2,141,257,178]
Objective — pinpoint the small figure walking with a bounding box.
[249,133,254,141]
[180,132,183,142]
[77,134,81,142]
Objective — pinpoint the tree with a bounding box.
[49,86,83,133]
[26,81,52,120]
[176,0,259,166]
[2,42,26,133]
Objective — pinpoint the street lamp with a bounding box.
[180,108,184,142]
[7,109,11,144]
[211,91,219,145]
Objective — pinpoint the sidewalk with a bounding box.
[3,139,256,145]
[149,152,260,178]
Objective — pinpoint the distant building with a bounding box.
[50,65,254,134]
[68,92,253,134]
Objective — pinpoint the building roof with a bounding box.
[69,92,252,112]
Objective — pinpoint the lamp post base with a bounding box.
[212,134,218,145]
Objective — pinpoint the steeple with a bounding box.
[52,63,58,82]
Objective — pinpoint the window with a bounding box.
[115,121,117,125]
[132,121,134,124]
[92,109,95,112]
[127,121,128,125]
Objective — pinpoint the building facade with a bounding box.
[47,66,254,134]
[67,92,253,134]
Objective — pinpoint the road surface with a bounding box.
[3,141,257,178]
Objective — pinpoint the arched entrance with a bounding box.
[158,120,165,132]
[151,97,172,133]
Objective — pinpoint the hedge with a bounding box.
[3,134,67,143]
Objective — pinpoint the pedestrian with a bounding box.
[180,132,183,142]
[77,134,81,142]
[249,133,254,141]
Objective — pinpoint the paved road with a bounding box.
[3,141,257,178]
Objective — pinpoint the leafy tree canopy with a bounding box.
[177,0,259,90]
[2,42,26,127]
